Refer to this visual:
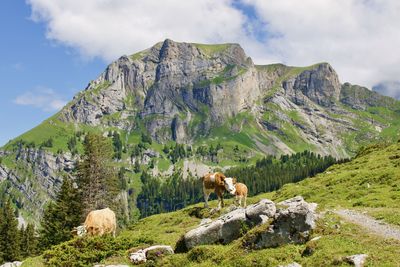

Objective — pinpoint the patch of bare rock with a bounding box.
[177,196,318,252]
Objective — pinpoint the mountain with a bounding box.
[1,39,400,222]
[22,140,400,266]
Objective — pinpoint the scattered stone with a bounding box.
[93,265,129,267]
[344,254,368,267]
[310,236,321,242]
[129,245,174,265]
[278,262,302,267]
[0,262,22,267]
[129,250,147,264]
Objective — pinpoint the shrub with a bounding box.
[42,235,155,267]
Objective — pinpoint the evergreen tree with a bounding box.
[136,151,340,218]
[0,200,20,262]
[77,133,119,216]
[39,202,61,251]
[20,223,37,258]
[112,132,123,159]
[39,177,82,251]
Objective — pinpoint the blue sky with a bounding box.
[0,0,106,145]
[1,0,399,146]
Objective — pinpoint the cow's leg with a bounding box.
[235,195,240,206]
[217,188,224,209]
[243,195,247,208]
[237,196,241,207]
[203,187,212,208]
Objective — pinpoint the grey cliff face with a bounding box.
[57,39,393,158]
[283,63,341,107]
[0,147,76,220]
[60,39,265,142]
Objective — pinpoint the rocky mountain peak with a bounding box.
[56,40,400,153]
[282,62,341,107]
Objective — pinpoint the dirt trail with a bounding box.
[335,209,400,241]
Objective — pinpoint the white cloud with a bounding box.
[14,87,67,112]
[27,0,400,97]
[243,0,400,90]
[27,0,249,61]
[373,81,400,100]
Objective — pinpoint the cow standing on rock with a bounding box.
[201,172,227,209]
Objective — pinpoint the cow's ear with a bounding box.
[233,177,237,184]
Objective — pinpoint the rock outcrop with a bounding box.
[0,147,76,220]
[246,196,317,249]
[179,196,317,251]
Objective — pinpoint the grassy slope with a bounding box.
[24,140,400,266]
[264,140,400,226]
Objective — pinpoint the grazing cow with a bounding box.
[224,177,248,207]
[73,208,117,237]
[201,172,227,209]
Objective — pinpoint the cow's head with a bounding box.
[224,177,237,195]
[72,225,87,237]
[215,172,226,187]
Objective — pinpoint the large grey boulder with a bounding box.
[245,199,276,224]
[219,208,248,244]
[184,219,223,250]
[184,208,247,250]
[250,196,317,249]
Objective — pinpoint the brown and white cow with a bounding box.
[224,177,248,207]
[73,208,117,237]
[201,172,227,209]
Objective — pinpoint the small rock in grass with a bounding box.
[278,262,302,267]
[344,254,368,267]
[129,245,174,265]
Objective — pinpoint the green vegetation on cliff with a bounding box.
[20,140,400,266]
